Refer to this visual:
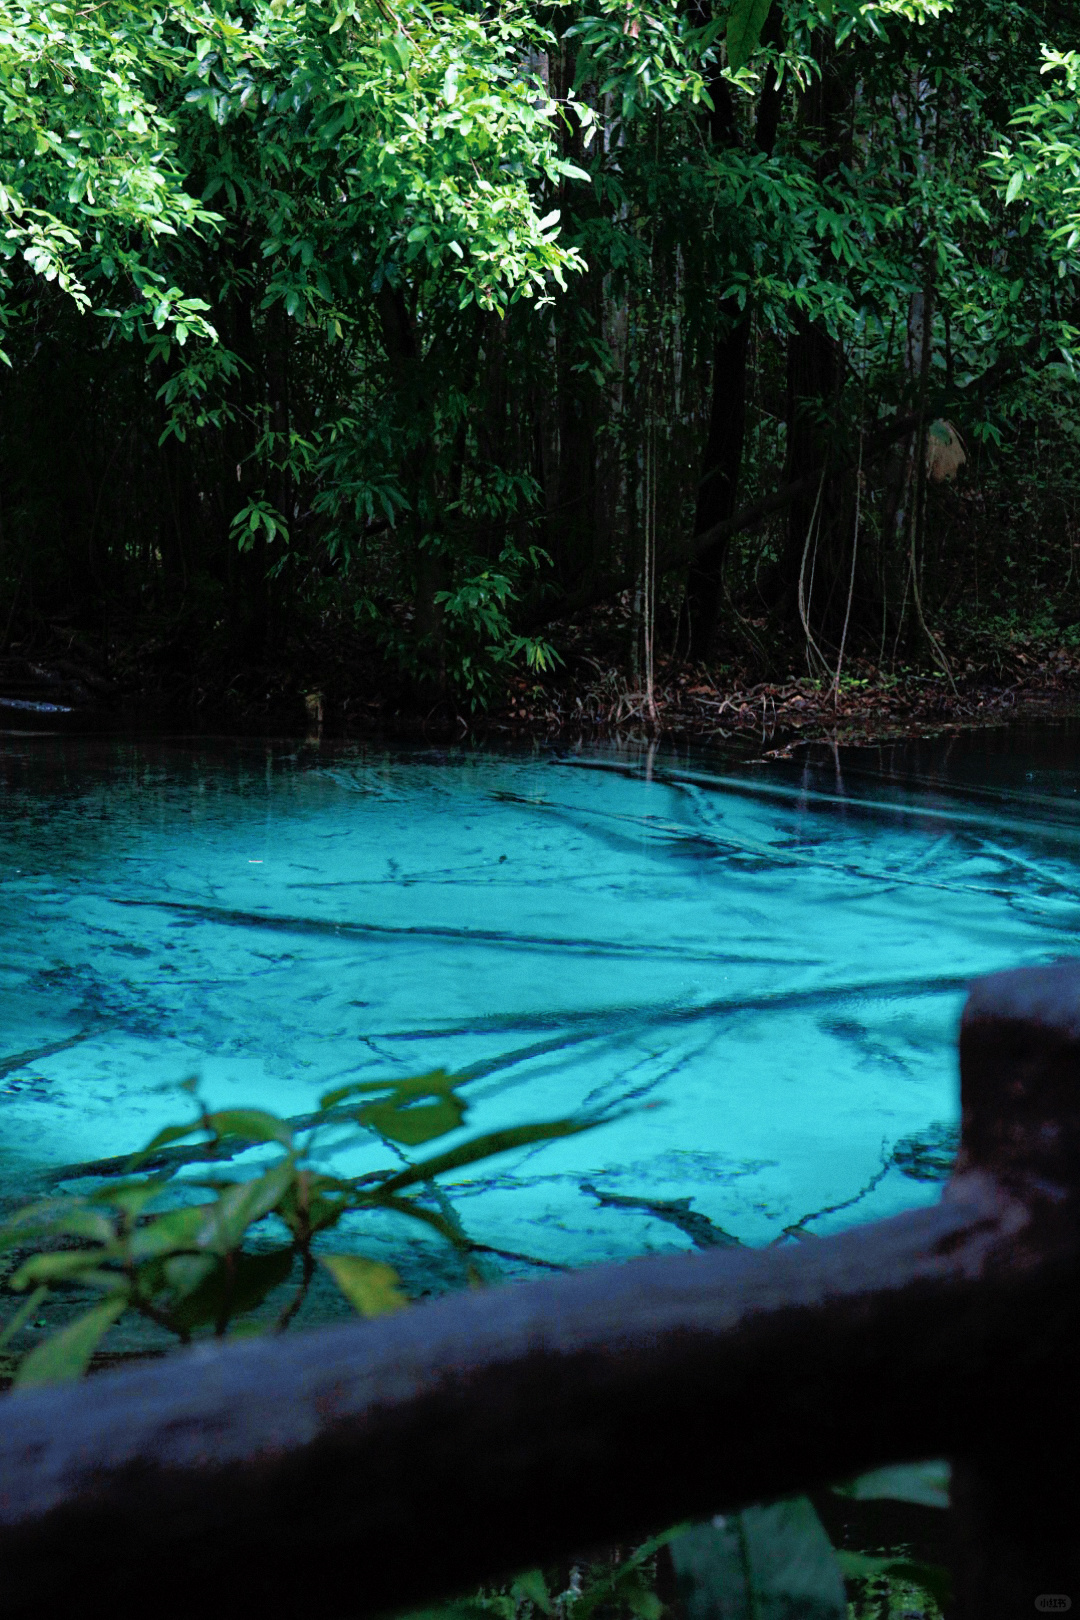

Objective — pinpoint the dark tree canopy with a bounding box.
[2,0,1079,711]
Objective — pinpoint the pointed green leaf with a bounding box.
[126,1203,213,1262]
[833,1460,950,1509]
[669,1497,845,1620]
[10,1250,120,1289]
[324,1070,468,1146]
[13,1295,127,1389]
[376,1117,590,1196]
[512,1572,553,1614]
[129,1121,208,1168]
[1005,169,1025,204]
[204,1109,293,1148]
[165,1247,294,1334]
[0,1199,114,1250]
[320,1254,408,1317]
[0,1287,48,1351]
[836,1551,951,1610]
[194,1159,295,1252]
[726,0,772,71]
[161,1252,217,1299]
[90,1177,170,1217]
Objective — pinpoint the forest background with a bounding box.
[3,0,1080,731]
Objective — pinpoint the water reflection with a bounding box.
[1,724,1078,1278]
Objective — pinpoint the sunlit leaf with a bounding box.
[13,1295,127,1389]
[320,1253,408,1317]
[128,1121,210,1168]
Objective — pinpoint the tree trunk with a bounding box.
[677,5,784,660]
[766,35,855,655]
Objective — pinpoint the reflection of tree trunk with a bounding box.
[678,4,784,659]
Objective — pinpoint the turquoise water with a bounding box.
[2,727,1079,1280]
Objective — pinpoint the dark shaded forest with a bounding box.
[3,0,1080,731]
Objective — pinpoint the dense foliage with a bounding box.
[3,0,1080,710]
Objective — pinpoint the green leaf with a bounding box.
[193,1159,295,1252]
[160,1252,217,1299]
[833,1460,950,1509]
[511,1572,553,1614]
[126,1203,213,1262]
[129,1120,208,1168]
[89,1178,169,1217]
[0,1199,115,1250]
[13,1295,127,1389]
[204,1109,293,1148]
[726,0,772,72]
[320,1253,408,1317]
[362,1071,467,1146]
[10,1250,120,1289]
[165,1247,294,1334]
[322,1070,468,1146]
[835,1551,951,1610]
[1005,169,1025,204]
[376,1117,591,1196]
[669,1498,845,1620]
[0,1287,48,1351]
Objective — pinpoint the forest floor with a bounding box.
[482,648,1080,756]
[3,606,1080,750]
[474,610,1080,753]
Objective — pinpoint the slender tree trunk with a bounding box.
[376,283,448,697]
[767,35,854,650]
[677,5,784,660]
[545,36,599,594]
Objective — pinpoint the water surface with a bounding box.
[2,725,1079,1282]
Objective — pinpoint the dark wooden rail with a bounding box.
[0,960,1078,1619]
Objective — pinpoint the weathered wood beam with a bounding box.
[0,961,1077,1619]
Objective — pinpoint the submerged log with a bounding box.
[0,961,1077,1618]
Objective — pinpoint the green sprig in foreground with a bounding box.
[0,1068,591,1387]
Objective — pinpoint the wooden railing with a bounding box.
[0,960,1078,1619]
